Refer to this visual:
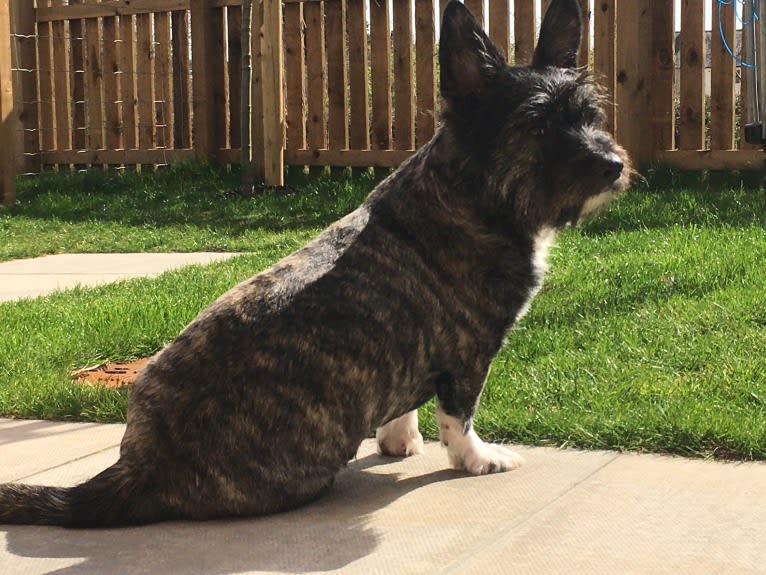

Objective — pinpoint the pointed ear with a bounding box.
[439,1,505,105]
[532,0,582,69]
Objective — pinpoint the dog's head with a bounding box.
[439,0,632,232]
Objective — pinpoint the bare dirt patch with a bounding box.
[72,358,149,388]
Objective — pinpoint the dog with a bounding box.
[0,0,631,526]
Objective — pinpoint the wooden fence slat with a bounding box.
[171,10,191,149]
[489,0,510,61]
[36,17,56,152]
[649,0,675,152]
[465,0,484,26]
[393,0,414,150]
[415,0,435,147]
[615,1,653,165]
[513,0,536,65]
[102,15,122,154]
[120,12,137,150]
[261,0,284,185]
[593,0,615,134]
[346,0,369,150]
[284,2,305,150]
[325,0,348,151]
[304,1,326,150]
[85,16,104,153]
[578,0,590,68]
[0,0,14,203]
[739,3,758,150]
[710,0,735,151]
[679,0,705,151]
[69,1,87,155]
[439,0,449,20]
[212,8,226,155]
[227,5,242,150]
[154,11,173,152]
[190,0,221,160]
[369,0,391,150]
[249,0,264,177]
[136,12,155,151]
[50,0,72,154]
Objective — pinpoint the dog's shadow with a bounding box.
[3,454,456,575]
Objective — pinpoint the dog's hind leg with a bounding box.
[434,372,524,475]
[376,410,425,457]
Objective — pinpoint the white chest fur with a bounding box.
[514,226,557,324]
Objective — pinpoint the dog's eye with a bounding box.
[529,127,545,137]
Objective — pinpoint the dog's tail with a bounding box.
[0,462,168,527]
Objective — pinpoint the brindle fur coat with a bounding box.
[0,0,630,526]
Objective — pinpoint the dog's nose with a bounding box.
[597,154,624,184]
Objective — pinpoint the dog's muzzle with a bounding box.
[595,153,624,187]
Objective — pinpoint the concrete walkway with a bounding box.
[2,254,766,573]
[0,252,240,302]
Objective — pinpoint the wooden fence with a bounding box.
[1,0,764,205]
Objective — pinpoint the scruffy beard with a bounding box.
[577,189,619,224]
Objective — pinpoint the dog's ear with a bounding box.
[532,0,582,69]
[439,1,505,106]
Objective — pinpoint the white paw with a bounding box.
[437,406,523,475]
[376,410,425,457]
[449,440,525,475]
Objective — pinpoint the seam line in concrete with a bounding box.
[13,443,122,483]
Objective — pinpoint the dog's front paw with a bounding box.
[437,407,523,474]
[376,410,425,457]
[449,441,524,475]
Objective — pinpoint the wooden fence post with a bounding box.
[0,0,15,205]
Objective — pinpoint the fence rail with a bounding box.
[1,0,764,206]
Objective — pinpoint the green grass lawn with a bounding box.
[1,164,765,460]
[0,164,374,262]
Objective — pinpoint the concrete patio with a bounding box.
[2,418,766,575]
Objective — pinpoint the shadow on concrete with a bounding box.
[3,453,455,574]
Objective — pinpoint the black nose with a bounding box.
[597,154,624,184]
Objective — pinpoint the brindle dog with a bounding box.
[0,0,631,526]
